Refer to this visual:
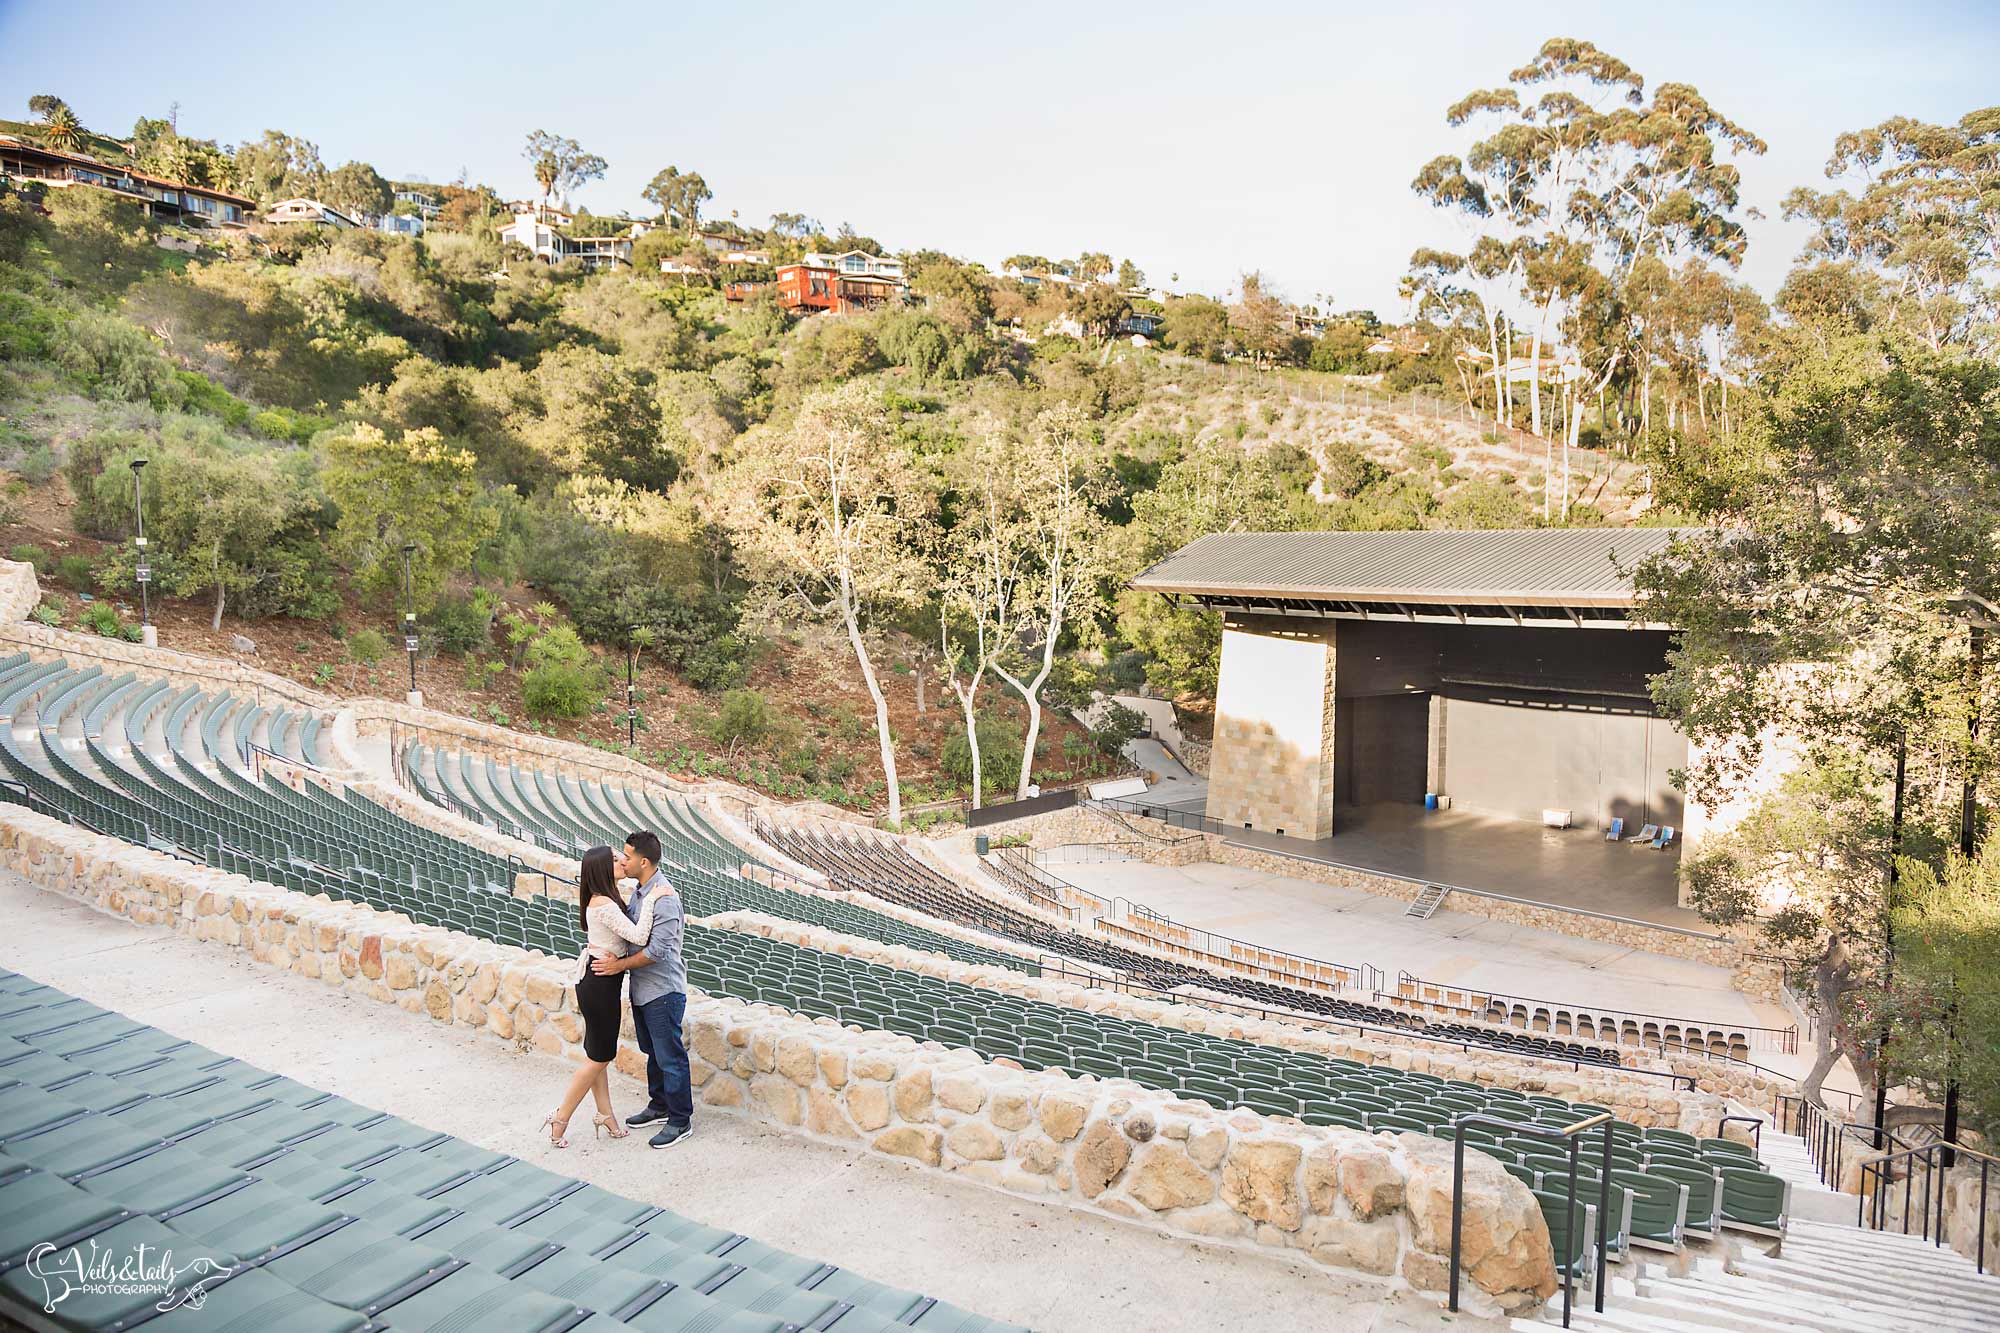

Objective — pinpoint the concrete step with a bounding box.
[1729,1256,2000,1328]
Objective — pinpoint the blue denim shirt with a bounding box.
[625,869,686,1005]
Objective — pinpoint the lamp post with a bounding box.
[130,459,155,646]
[400,543,420,706]
[626,627,640,750]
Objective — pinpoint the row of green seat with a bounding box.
[402,742,1032,973]
[0,965,1031,1332]
[0,660,1790,1279]
[411,743,751,879]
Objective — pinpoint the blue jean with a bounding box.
[631,990,692,1125]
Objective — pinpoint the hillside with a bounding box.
[0,173,1654,823]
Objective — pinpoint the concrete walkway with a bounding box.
[1050,855,1802,1066]
[0,870,1501,1333]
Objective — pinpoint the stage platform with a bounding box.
[1221,802,1699,931]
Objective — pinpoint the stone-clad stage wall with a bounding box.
[1205,615,1337,839]
[1,807,1577,1311]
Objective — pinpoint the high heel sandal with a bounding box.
[541,1111,569,1148]
[593,1113,629,1140]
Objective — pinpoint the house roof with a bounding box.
[266,198,360,226]
[0,133,254,205]
[1130,528,1703,611]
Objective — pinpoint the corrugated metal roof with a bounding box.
[1129,528,1703,608]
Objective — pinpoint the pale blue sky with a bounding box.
[3,0,1995,313]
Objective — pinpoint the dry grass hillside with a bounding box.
[1107,362,1650,523]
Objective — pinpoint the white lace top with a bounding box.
[581,891,656,962]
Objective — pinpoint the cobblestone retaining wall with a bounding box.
[0,808,1561,1312]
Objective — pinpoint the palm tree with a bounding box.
[40,103,84,153]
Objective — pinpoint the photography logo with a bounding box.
[25,1238,236,1313]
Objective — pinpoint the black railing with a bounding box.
[1859,1141,1996,1274]
[1449,1111,1614,1327]
[1778,1092,1906,1190]
[1718,1115,1764,1153]
[1090,794,1228,834]
[1386,969,1800,1056]
[1103,900,1382,994]
[1036,957,1696,1089]
[245,739,320,774]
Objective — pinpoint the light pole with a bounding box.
[400,543,420,706]
[130,459,155,646]
[626,627,640,750]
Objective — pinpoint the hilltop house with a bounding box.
[392,188,440,220]
[264,198,361,229]
[775,250,909,314]
[378,212,424,238]
[496,206,633,270]
[0,134,251,226]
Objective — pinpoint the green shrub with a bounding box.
[9,543,48,572]
[941,714,1024,791]
[15,444,55,484]
[347,629,389,665]
[81,600,123,638]
[681,632,749,692]
[311,663,336,689]
[30,597,62,627]
[428,591,496,655]
[1090,702,1147,758]
[707,688,772,747]
[173,370,252,426]
[54,553,95,592]
[521,662,599,719]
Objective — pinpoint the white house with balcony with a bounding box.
[804,250,905,281]
[496,207,633,269]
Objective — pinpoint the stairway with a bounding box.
[1512,1221,2000,1332]
[1509,1131,2000,1333]
[1407,883,1451,918]
[1756,1127,1864,1225]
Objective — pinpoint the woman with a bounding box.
[543,845,655,1146]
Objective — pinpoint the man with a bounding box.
[591,830,692,1148]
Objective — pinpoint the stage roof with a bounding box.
[1130,528,1707,624]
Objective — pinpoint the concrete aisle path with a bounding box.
[0,871,1501,1333]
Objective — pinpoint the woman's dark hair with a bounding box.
[577,846,624,934]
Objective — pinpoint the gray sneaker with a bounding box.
[625,1105,668,1127]
[648,1121,692,1150]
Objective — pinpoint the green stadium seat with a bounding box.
[1717,1166,1789,1237]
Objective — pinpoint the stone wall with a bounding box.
[1943,1161,2000,1269]
[0,563,337,714]
[0,806,1560,1312]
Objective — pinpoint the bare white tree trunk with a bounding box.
[1528,311,1547,439]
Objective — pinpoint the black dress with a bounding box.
[576,960,625,1062]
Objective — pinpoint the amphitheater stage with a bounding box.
[1225,801,1698,931]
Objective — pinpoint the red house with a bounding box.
[775,250,908,314]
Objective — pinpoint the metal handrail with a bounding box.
[1387,968,1800,1054]
[244,738,321,774]
[1102,889,1383,994]
[1859,1140,1996,1274]
[1449,1111,1614,1327]
[1718,1114,1764,1152]
[1034,956,1696,1089]
[1778,1093,1912,1191]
